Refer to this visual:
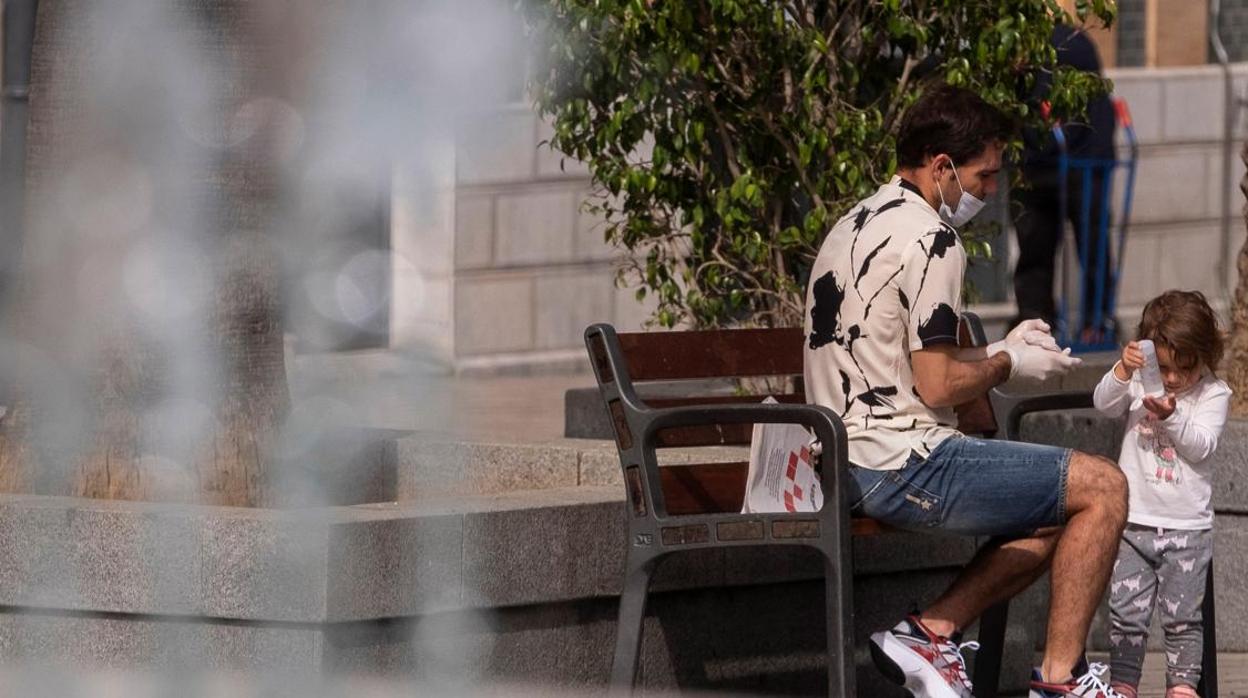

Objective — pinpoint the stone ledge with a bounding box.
[395,439,581,497]
[0,486,974,625]
[1020,412,1248,512]
[395,433,749,493]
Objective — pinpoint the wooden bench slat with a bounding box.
[655,424,752,448]
[660,462,747,514]
[618,327,805,381]
[954,317,999,434]
[648,394,805,448]
[851,518,890,536]
[954,396,997,435]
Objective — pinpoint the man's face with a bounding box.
[936,141,1004,204]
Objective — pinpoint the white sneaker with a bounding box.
[1029,660,1127,697]
[869,615,976,698]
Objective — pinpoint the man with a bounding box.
[803,84,1128,698]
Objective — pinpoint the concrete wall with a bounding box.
[904,62,1248,339]
[389,63,1248,371]
[1105,63,1248,333]
[389,106,654,373]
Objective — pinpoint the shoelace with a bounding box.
[1075,662,1124,697]
[936,639,979,689]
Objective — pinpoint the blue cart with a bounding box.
[1053,97,1139,353]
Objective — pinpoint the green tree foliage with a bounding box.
[521,0,1116,329]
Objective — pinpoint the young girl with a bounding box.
[1093,290,1232,698]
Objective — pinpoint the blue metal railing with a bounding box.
[1053,97,1139,353]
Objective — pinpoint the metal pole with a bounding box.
[1,0,39,307]
[1210,0,1235,310]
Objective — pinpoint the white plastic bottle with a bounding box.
[1137,339,1166,397]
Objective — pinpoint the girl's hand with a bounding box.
[1115,341,1145,380]
[1143,394,1176,420]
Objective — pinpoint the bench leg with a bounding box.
[822,544,855,698]
[1198,561,1218,698]
[609,560,654,696]
[973,600,1010,698]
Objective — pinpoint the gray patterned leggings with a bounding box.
[1108,524,1213,690]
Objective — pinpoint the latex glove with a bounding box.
[1003,343,1083,381]
[1006,318,1052,345]
[988,319,1059,355]
[1018,328,1060,352]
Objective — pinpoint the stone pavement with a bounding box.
[1083,653,1248,697]
[289,349,584,441]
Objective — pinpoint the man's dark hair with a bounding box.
[896,84,1014,168]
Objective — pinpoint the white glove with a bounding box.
[1018,328,1060,352]
[988,318,1059,356]
[1003,343,1083,381]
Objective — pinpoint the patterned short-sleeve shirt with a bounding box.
[803,176,966,471]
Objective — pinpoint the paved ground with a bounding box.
[290,350,587,441]
[1083,652,1248,697]
[287,347,1122,443]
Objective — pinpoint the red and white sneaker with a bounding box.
[1029,660,1127,697]
[869,615,976,698]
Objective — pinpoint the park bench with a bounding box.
[583,313,1138,697]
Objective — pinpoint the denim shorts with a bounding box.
[848,435,1071,537]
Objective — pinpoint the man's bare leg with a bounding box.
[919,526,1061,636]
[1039,452,1127,681]
[915,450,1127,682]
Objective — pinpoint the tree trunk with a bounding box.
[0,0,289,506]
[1230,138,1248,417]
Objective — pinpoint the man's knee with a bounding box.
[1066,450,1127,521]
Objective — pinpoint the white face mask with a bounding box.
[936,158,985,227]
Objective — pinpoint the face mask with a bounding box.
[936,158,985,227]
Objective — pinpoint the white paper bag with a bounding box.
[742,397,824,513]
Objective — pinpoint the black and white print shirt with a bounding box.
[803,176,965,471]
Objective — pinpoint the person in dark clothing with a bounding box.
[1012,24,1117,338]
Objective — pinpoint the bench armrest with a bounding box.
[648,400,845,443]
[990,389,1095,442]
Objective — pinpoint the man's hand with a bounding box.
[1115,341,1145,381]
[1143,394,1176,420]
[1004,343,1083,381]
[989,318,1060,357]
[1006,318,1056,347]
[1017,328,1060,352]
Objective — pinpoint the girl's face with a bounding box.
[1154,344,1202,394]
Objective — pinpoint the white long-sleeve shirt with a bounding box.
[1093,365,1231,530]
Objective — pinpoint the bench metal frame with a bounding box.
[585,322,855,696]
